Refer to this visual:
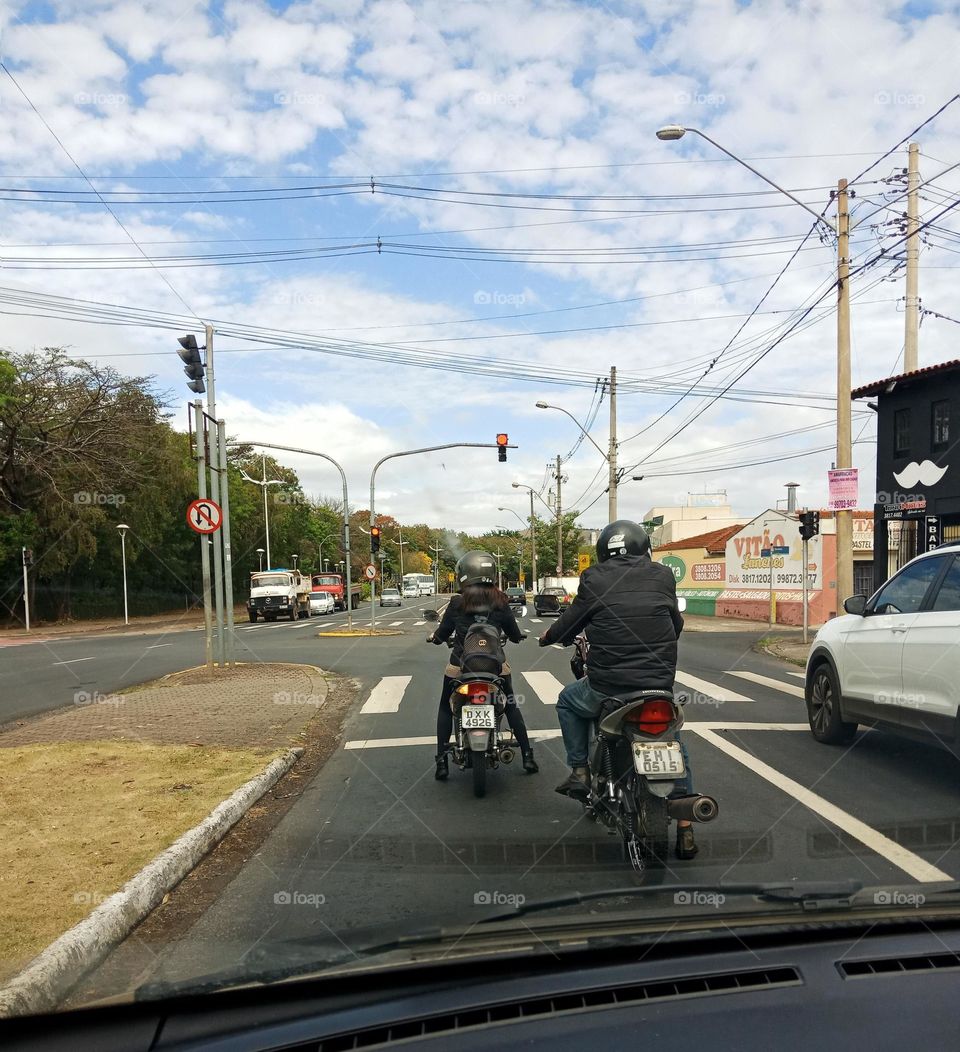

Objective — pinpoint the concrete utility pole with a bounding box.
[193,401,214,672]
[607,365,618,521]
[904,142,920,372]
[835,179,854,608]
[554,455,564,576]
[430,541,444,593]
[492,547,504,591]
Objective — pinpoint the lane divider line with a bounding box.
[520,671,564,706]
[359,675,413,714]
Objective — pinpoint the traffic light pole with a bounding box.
[193,401,215,673]
[802,535,810,644]
[21,547,30,632]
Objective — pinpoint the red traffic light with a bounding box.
[496,433,508,446]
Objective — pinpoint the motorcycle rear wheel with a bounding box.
[472,754,487,798]
[637,785,670,867]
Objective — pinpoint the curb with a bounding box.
[0,747,304,1019]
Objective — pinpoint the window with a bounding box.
[932,400,950,450]
[871,555,946,615]
[931,558,960,612]
[894,408,911,456]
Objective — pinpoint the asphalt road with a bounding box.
[52,598,960,1001]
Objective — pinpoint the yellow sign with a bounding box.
[519,573,525,584]
[578,553,591,573]
[447,572,455,581]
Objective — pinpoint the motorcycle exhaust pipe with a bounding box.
[668,795,719,823]
[500,748,515,765]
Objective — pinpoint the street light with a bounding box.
[656,123,853,606]
[291,553,299,571]
[240,455,284,569]
[256,547,265,571]
[116,523,130,626]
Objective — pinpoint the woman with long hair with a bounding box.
[430,551,539,781]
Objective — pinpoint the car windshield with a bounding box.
[6,0,960,1026]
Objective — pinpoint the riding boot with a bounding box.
[555,766,590,800]
[676,824,698,859]
[434,751,449,781]
[522,747,539,773]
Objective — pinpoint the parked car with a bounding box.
[805,542,960,750]
[534,585,570,616]
[380,588,402,607]
[309,591,335,616]
[505,587,527,614]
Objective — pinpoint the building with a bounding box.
[653,523,743,615]
[852,359,960,592]
[641,497,743,547]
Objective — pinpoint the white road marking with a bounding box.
[146,643,172,649]
[787,671,806,679]
[345,728,564,750]
[551,644,563,650]
[360,675,413,714]
[521,671,564,706]
[390,620,404,627]
[530,618,543,623]
[414,620,426,626]
[686,722,809,731]
[689,726,951,883]
[51,656,95,666]
[675,671,753,704]
[728,670,806,699]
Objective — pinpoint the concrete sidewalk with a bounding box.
[0,663,332,749]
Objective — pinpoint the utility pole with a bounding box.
[21,547,30,632]
[492,547,504,591]
[217,420,235,666]
[528,489,539,594]
[607,365,618,520]
[396,526,407,584]
[554,455,564,577]
[835,179,854,608]
[904,142,920,372]
[430,541,443,594]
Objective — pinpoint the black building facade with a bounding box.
[852,358,960,593]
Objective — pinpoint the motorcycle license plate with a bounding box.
[633,741,685,778]
[461,705,496,729]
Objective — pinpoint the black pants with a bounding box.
[437,674,531,754]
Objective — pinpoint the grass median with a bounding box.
[0,740,279,984]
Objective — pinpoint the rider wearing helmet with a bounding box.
[538,520,698,859]
[430,551,539,781]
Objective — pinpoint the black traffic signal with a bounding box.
[22,548,33,566]
[496,433,508,462]
[370,526,381,554]
[177,335,205,395]
[799,510,821,540]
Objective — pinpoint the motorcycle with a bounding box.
[424,610,526,798]
[560,599,719,875]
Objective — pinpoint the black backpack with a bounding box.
[460,613,505,675]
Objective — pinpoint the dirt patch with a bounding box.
[0,741,278,984]
[62,675,360,1006]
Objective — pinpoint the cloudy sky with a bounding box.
[3,0,960,532]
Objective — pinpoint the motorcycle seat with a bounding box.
[597,689,675,717]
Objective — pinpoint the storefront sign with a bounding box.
[661,556,686,582]
[726,518,821,590]
[692,562,725,582]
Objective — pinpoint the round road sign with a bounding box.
[363,564,377,580]
[186,498,222,534]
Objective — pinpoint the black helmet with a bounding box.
[455,551,497,588]
[596,519,651,563]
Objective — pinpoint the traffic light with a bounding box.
[370,526,381,554]
[496,433,508,462]
[799,510,821,540]
[22,548,33,566]
[177,335,205,395]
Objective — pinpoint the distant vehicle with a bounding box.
[311,572,360,612]
[534,585,570,617]
[380,588,402,607]
[403,572,434,596]
[505,587,527,614]
[309,591,335,616]
[247,569,311,622]
[401,581,420,598]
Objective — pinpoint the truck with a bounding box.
[311,572,361,612]
[247,569,312,622]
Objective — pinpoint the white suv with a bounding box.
[806,543,960,749]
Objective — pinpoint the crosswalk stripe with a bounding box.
[728,670,806,699]
[390,620,404,626]
[530,618,543,623]
[414,620,426,626]
[675,671,753,704]
[360,676,413,714]
[521,671,564,706]
[787,671,806,680]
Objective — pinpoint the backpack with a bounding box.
[460,613,505,675]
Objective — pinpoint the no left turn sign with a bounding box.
[187,498,222,534]
[363,564,377,580]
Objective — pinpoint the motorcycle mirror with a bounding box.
[423,609,439,622]
[677,597,687,613]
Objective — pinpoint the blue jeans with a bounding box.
[556,676,693,795]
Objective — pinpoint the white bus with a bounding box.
[402,573,434,596]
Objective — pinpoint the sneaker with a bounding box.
[555,767,590,801]
[434,752,449,781]
[675,825,698,859]
[522,749,539,774]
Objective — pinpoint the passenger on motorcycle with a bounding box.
[539,520,698,859]
[430,551,539,781]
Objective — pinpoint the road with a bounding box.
[45,597,960,1000]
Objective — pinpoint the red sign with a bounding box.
[186,499,222,534]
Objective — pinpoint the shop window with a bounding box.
[932,400,950,451]
[894,408,911,456]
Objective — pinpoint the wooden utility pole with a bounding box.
[835,179,854,608]
[607,365,618,521]
[554,455,563,576]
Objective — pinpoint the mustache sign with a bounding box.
[893,460,948,488]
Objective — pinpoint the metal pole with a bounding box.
[22,548,30,632]
[802,534,810,645]
[217,420,236,667]
[121,531,129,626]
[529,488,538,594]
[206,412,225,667]
[835,179,854,610]
[492,548,503,591]
[904,142,920,372]
[194,401,214,672]
[769,539,775,628]
[607,365,618,521]
[555,455,563,577]
[262,455,272,570]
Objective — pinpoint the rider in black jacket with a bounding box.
[431,551,539,781]
[539,520,698,860]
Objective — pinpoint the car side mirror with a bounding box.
[677,597,687,613]
[423,609,439,622]
[843,595,867,616]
